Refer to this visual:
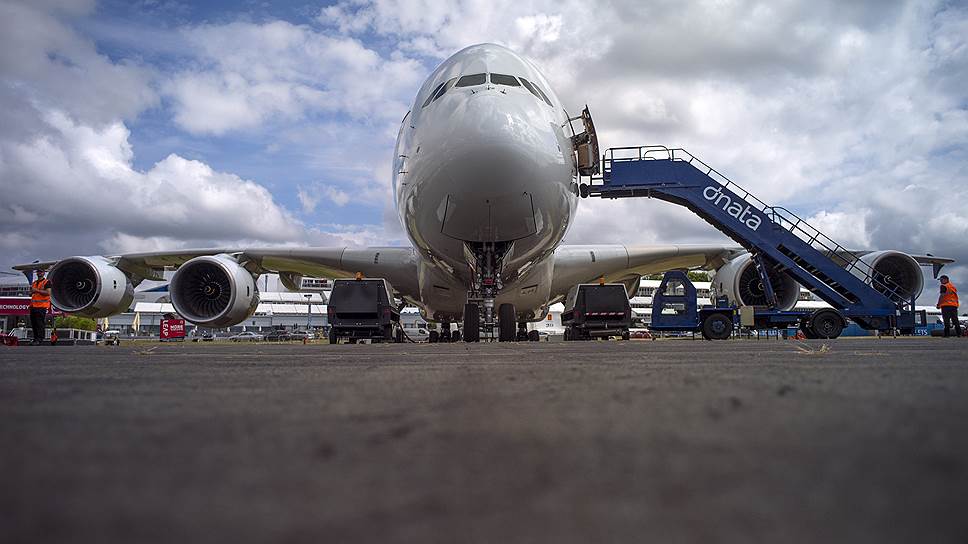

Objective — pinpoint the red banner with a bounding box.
[160,318,186,341]
[0,298,29,315]
[0,297,62,316]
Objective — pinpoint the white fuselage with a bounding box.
[392,44,578,322]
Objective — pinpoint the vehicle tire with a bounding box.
[516,329,528,342]
[702,313,733,340]
[451,330,462,343]
[528,330,539,342]
[329,329,338,344]
[810,310,844,339]
[440,328,452,342]
[463,303,480,342]
[429,330,439,343]
[622,330,630,341]
[498,303,516,342]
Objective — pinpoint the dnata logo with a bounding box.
[703,185,762,231]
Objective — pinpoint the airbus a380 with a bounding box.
[14,44,937,341]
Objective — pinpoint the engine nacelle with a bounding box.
[853,250,923,301]
[711,253,800,311]
[170,254,260,328]
[47,256,135,317]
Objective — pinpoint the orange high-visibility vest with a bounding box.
[31,278,50,309]
[940,281,959,308]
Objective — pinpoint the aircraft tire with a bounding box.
[451,330,462,342]
[463,303,480,342]
[498,303,516,342]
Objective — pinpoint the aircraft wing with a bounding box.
[12,247,421,298]
[550,244,743,299]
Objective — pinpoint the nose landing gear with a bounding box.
[464,241,518,342]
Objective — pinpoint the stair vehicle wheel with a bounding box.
[810,310,844,339]
[702,313,733,340]
[463,303,480,342]
[429,330,439,343]
[451,330,462,343]
[329,329,339,345]
[528,330,540,342]
[498,304,516,342]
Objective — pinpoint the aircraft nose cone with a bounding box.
[438,92,556,195]
[420,92,554,242]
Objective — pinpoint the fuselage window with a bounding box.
[432,77,457,103]
[422,81,446,107]
[455,73,487,87]
[490,73,520,86]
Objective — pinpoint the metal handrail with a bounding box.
[599,146,909,305]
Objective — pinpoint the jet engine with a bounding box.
[46,256,135,317]
[853,250,923,300]
[711,253,800,311]
[170,254,260,328]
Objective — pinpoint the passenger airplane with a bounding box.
[13,43,939,341]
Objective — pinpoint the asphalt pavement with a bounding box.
[2,338,967,543]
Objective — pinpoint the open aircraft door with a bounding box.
[570,106,600,176]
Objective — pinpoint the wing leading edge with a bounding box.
[12,247,421,298]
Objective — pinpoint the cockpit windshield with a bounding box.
[489,73,520,86]
[456,73,487,87]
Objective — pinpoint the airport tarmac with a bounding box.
[2,338,967,543]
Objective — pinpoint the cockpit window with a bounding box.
[455,73,487,87]
[431,77,457,103]
[422,81,446,107]
[490,73,520,86]
[519,77,553,107]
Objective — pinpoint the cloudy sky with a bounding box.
[1,0,966,286]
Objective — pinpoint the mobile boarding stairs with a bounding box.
[580,145,924,338]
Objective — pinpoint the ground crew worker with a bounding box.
[937,275,961,338]
[30,269,51,345]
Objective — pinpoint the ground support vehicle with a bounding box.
[327,277,402,344]
[649,271,816,339]
[583,146,939,337]
[561,283,633,341]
